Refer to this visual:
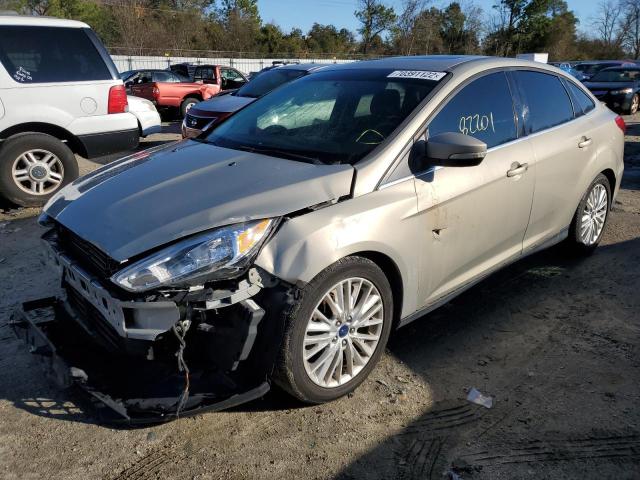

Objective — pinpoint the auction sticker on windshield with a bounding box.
[387,70,447,81]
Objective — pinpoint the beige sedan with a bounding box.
[30,56,625,420]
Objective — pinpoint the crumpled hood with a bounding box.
[45,141,354,261]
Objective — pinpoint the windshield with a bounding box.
[203,69,442,165]
[237,68,307,98]
[591,68,640,82]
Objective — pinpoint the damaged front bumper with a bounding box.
[10,296,275,424]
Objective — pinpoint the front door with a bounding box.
[413,71,536,307]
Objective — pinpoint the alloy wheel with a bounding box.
[580,183,608,245]
[11,149,64,195]
[303,277,384,388]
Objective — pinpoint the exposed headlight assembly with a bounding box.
[111,219,275,292]
[611,88,633,95]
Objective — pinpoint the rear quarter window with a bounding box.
[566,81,596,116]
[0,26,112,83]
[514,71,574,134]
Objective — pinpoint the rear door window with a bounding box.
[566,81,596,116]
[0,26,111,83]
[514,71,574,134]
[428,71,517,148]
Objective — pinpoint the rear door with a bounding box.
[513,70,600,251]
[413,71,536,306]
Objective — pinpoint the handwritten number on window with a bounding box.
[458,112,495,136]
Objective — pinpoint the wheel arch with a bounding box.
[0,123,86,157]
[600,168,617,204]
[183,93,203,102]
[350,251,404,329]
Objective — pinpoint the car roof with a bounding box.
[0,14,89,28]
[317,55,574,75]
[319,55,487,73]
[599,66,640,71]
[579,60,631,65]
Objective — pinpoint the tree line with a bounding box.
[3,0,640,61]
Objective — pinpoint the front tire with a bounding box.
[567,173,611,255]
[0,133,78,207]
[274,256,393,404]
[180,97,199,117]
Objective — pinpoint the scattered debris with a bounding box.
[466,388,493,409]
[376,379,390,388]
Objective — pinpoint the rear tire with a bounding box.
[274,256,393,404]
[566,173,611,255]
[0,133,78,207]
[180,97,199,117]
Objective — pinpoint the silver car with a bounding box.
[17,56,624,422]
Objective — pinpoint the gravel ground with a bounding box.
[0,118,639,480]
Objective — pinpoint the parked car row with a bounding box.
[123,64,248,117]
[548,60,640,114]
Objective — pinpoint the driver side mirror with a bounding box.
[413,132,487,170]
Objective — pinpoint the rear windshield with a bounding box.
[0,26,112,83]
[237,69,308,98]
[203,69,444,165]
[590,68,640,82]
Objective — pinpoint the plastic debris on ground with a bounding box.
[466,387,493,409]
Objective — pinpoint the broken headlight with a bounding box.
[111,219,275,292]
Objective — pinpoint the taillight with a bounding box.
[108,85,128,114]
[615,115,626,133]
[152,86,160,97]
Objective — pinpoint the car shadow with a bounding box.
[334,236,640,479]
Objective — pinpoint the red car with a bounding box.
[127,65,248,117]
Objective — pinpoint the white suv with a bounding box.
[0,15,139,206]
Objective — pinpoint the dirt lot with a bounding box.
[0,118,639,480]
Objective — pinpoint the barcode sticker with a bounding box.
[387,70,447,81]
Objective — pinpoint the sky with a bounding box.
[258,0,600,36]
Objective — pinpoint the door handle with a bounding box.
[507,163,528,177]
[578,137,592,148]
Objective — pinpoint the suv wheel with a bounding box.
[180,97,199,117]
[274,256,393,404]
[567,173,611,255]
[0,133,79,207]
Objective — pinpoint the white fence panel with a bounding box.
[111,55,354,75]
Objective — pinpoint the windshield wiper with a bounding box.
[234,144,324,164]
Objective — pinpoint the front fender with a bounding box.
[255,180,421,318]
